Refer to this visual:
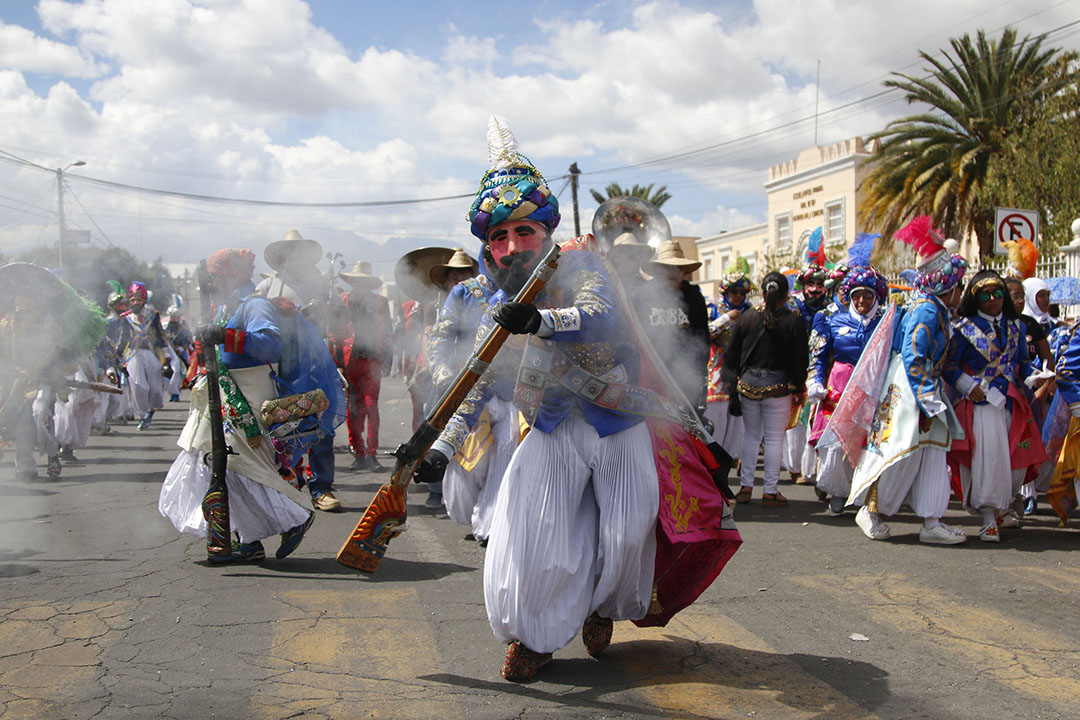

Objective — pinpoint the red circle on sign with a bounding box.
[998,214,1035,243]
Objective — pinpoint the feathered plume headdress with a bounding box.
[1002,237,1038,280]
[895,215,967,296]
[805,226,826,267]
[468,116,560,241]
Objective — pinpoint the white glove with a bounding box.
[1024,369,1054,389]
[806,382,827,403]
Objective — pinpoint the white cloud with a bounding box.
[0,0,1076,267]
[0,21,104,77]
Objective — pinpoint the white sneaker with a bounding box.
[979,523,1001,542]
[919,523,967,545]
[856,506,891,540]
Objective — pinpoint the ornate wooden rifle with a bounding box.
[337,244,560,572]
[197,261,232,560]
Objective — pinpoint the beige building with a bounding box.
[694,137,880,298]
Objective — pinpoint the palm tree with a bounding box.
[860,28,1065,257]
[589,182,672,209]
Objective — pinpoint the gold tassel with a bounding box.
[647,584,663,615]
[867,482,879,514]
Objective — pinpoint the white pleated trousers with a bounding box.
[126,349,164,415]
[443,396,519,541]
[816,444,854,498]
[870,447,950,519]
[959,403,1024,512]
[484,413,657,655]
[782,422,806,474]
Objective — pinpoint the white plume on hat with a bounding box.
[487,115,521,171]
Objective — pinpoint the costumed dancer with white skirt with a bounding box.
[807,235,888,514]
[834,216,969,545]
[118,282,169,430]
[415,118,741,682]
[944,269,1049,541]
[159,248,345,563]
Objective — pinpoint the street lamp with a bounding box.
[56,160,86,269]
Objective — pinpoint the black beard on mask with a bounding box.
[484,244,544,296]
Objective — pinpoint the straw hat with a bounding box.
[394,247,456,302]
[429,247,479,286]
[340,260,383,291]
[606,232,654,264]
[646,239,701,274]
[264,229,323,271]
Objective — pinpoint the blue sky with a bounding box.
[0,0,1076,274]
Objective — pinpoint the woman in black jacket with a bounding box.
[723,271,809,506]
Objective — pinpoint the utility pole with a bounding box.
[569,162,581,236]
[56,160,85,269]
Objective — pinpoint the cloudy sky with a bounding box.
[0,0,1077,277]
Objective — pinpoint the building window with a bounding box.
[775,212,793,250]
[718,254,729,275]
[825,198,846,246]
[702,257,713,280]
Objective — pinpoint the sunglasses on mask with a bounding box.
[976,288,1004,302]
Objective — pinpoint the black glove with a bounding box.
[696,406,715,435]
[162,363,174,379]
[493,302,542,335]
[197,324,226,346]
[413,449,448,485]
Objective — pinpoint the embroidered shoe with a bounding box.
[856,506,891,540]
[501,642,552,682]
[979,523,1001,543]
[997,509,1020,529]
[277,514,314,559]
[582,612,614,657]
[46,455,62,477]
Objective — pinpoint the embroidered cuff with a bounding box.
[541,307,582,335]
[223,328,246,354]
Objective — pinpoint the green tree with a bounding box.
[15,246,175,309]
[978,54,1080,253]
[860,28,1066,258]
[589,182,672,208]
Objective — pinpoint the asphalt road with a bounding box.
[1,375,1078,720]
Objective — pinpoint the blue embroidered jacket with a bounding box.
[893,293,953,417]
[808,302,884,388]
[1054,320,1080,415]
[218,283,283,370]
[428,267,496,390]
[943,312,1033,406]
[794,294,827,331]
[433,250,641,457]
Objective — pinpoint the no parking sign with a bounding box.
[994,207,1040,256]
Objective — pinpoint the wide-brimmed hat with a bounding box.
[394,247,456,302]
[646,239,701,274]
[429,248,479,286]
[606,232,655,264]
[264,229,323,271]
[340,260,383,290]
